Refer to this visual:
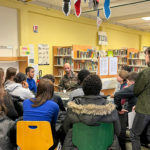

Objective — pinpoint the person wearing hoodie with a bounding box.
[5,72,35,100]
[63,74,121,150]
[4,67,17,89]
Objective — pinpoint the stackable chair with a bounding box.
[17,121,54,150]
[72,122,114,150]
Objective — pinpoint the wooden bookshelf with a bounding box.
[0,56,28,73]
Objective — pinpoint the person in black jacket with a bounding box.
[114,72,138,150]
[63,74,121,150]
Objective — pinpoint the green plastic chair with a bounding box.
[72,123,114,150]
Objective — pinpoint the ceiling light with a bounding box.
[142,17,150,20]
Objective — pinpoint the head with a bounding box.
[64,63,71,75]
[5,67,17,82]
[78,69,90,85]
[31,79,54,107]
[127,72,138,86]
[122,65,132,72]
[83,74,102,95]
[117,70,129,84]
[25,67,35,78]
[145,47,150,67]
[42,74,55,83]
[14,72,27,84]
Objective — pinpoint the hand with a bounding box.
[132,106,136,111]
[110,94,114,98]
[119,109,128,114]
[22,81,29,88]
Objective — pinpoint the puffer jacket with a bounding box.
[0,114,16,150]
[63,95,121,150]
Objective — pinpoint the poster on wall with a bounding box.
[28,44,34,64]
[20,46,30,56]
[99,57,108,75]
[38,44,49,65]
[98,32,108,45]
[109,57,118,75]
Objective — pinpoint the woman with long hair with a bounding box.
[131,47,150,150]
[23,79,59,150]
[0,68,18,120]
[4,67,17,89]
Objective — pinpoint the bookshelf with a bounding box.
[128,49,147,72]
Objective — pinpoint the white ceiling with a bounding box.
[27,0,150,32]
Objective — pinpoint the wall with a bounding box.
[0,0,150,75]
[0,6,18,56]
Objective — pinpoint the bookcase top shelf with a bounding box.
[73,58,98,61]
[54,55,72,57]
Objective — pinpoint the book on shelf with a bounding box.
[57,69,64,76]
[112,49,127,56]
[56,57,72,66]
[57,47,72,55]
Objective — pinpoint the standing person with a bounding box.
[59,63,78,92]
[4,67,17,89]
[25,67,37,94]
[69,69,90,101]
[114,72,138,150]
[131,47,150,150]
[23,79,59,150]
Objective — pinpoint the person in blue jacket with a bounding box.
[23,78,59,150]
[25,67,37,94]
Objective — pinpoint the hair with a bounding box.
[118,70,129,82]
[144,47,150,67]
[78,69,90,85]
[83,74,102,95]
[127,72,138,82]
[42,74,55,83]
[0,68,7,115]
[122,65,132,72]
[5,67,17,82]
[30,79,54,107]
[14,72,27,83]
[25,67,34,74]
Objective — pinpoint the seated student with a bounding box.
[4,67,17,89]
[69,69,90,101]
[63,74,121,150]
[5,72,35,100]
[0,68,18,120]
[0,100,17,150]
[114,72,138,150]
[25,67,37,94]
[42,74,65,111]
[23,79,59,150]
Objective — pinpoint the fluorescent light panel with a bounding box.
[142,17,150,20]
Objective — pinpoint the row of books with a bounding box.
[131,67,145,72]
[57,47,72,55]
[129,52,145,59]
[57,58,72,66]
[76,49,101,59]
[57,69,64,76]
[113,49,128,56]
[75,61,98,71]
[118,57,127,64]
[129,59,146,66]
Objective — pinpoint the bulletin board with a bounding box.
[0,6,18,56]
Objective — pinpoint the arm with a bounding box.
[53,104,59,124]
[57,96,66,111]
[114,86,134,111]
[134,70,148,97]
[33,79,37,93]
[58,78,64,91]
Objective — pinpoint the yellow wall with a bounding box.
[0,0,150,75]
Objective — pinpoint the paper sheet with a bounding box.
[109,57,118,75]
[128,111,136,129]
[99,57,108,75]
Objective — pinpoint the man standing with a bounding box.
[59,63,77,91]
[25,66,37,94]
